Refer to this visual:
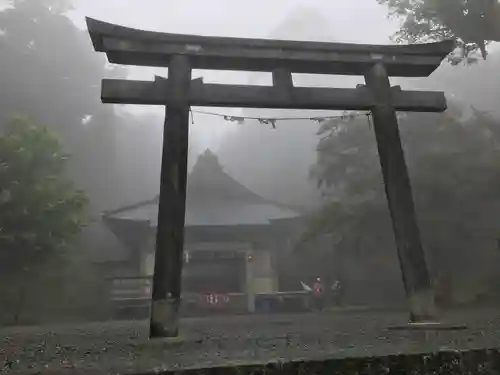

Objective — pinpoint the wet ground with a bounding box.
[2,309,500,374]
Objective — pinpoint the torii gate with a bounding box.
[86,17,455,338]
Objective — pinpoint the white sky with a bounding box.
[68,0,400,150]
[70,0,397,41]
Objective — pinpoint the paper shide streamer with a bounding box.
[189,108,373,130]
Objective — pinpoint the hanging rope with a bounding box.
[189,108,371,129]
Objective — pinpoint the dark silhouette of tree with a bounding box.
[0,0,129,212]
[307,106,500,304]
[0,116,88,322]
[378,0,500,64]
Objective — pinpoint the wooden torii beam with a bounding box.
[100,78,447,112]
[86,17,452,77]
[86,17,455,339]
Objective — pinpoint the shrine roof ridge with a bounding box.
[86,17,455,77]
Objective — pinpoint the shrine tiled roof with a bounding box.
[108,201,299,227]
[103,150,300,228]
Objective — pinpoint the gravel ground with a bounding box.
[2,309,500,374]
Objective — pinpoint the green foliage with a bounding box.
[0,0,129,212]
[0,116,88,270]
[307,106,500,302]
[0,0,165,215]
[0,0,107,127]
[0,0,158,324]
[378,0,500,64]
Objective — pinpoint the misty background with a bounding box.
[2,0,500,324]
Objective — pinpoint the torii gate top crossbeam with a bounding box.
[86,17,454,77]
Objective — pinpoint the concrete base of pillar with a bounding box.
[408,289,437,323]
[150,296,180,338]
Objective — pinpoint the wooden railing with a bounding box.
[106,276,311,317]
[107,276,152,302]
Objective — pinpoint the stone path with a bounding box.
[2,309,500,374]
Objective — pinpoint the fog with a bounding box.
[2,2,500,369]
[68,0,399,160]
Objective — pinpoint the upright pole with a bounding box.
[150,55,192,338]
[245,251,255,313]
[364,63,436,322]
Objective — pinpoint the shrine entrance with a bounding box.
[86,17,454,338]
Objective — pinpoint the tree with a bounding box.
[0,116,88,266]
[0,0,113,129]
[0,0,129,212]
[0,0,172,215]
[0,117,88,322]
[306,106,500,304]
[378,0,500,64]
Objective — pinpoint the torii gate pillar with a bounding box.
[150,55,192,337]
[365,64,434,321]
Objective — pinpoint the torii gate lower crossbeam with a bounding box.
[85,17,454,338]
